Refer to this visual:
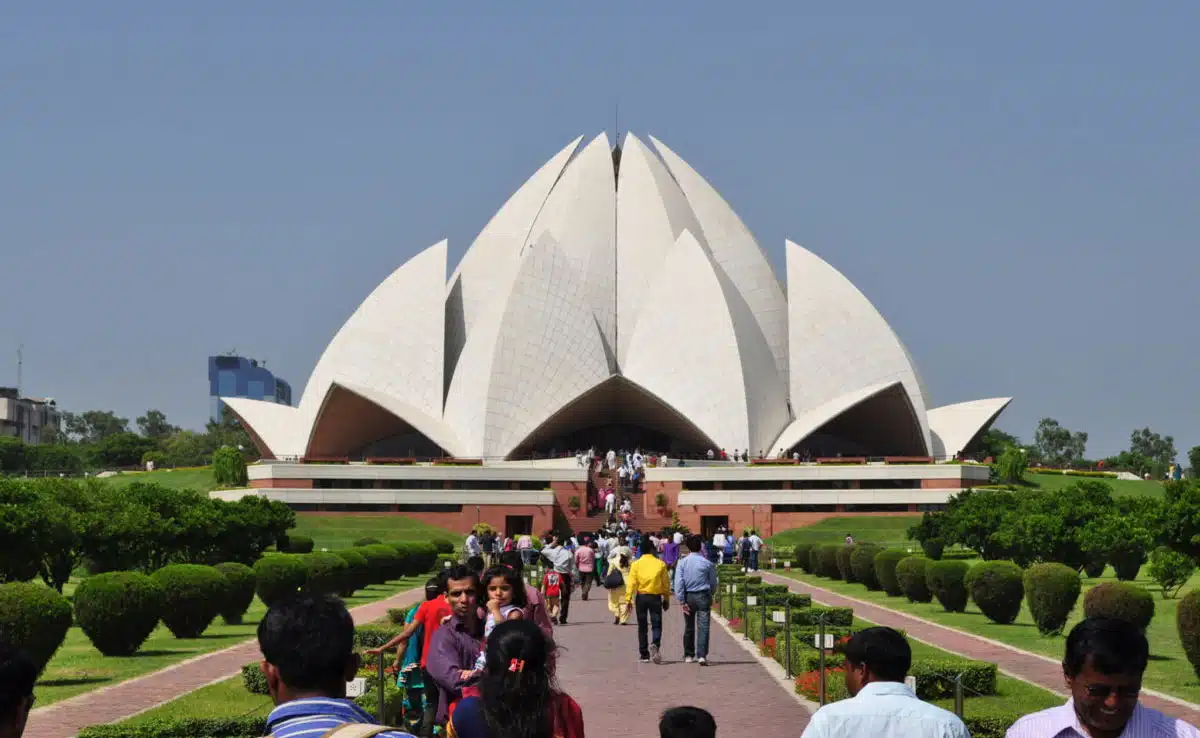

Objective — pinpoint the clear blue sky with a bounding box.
[3,3,1198,458]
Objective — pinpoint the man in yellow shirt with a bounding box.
[626,536,671,663]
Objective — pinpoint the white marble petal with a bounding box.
[928,397,1013,459]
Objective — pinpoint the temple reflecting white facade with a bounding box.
[224,133,1009,461]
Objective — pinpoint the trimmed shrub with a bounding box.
[921,538,945,560]
[908,659,998,698]
[431,539,455,554]
[334,549,371,596]
[1084,582,1154,632]
[965,561,1025,625]
[895,556,932,603]
[926,560,970,613]
[361,545,400,583]
[836,545,857,583]
[1082,557,1107,579]
[353,537,382,547]
[253,555,308,608]
[874,550,909,597]
[1024,563,1082,636]
[212,446,248,487]
[406,542,438,575]
[354,623,404,649]
[817,545,841,579]
[214,562,256,625]
[1177,590,1200,679]
[389,543,415,579]
[1111,549,1147,582]
[242,662,268,694]
[1149,547,1195,599]
[152,564,227,638]
[301,552,350,596]
[850,544,883,590]
[0,582,73,671]
[281,535,314,554]
[74,571,163,656]
[793,543,815,573]
[78,718,268,738]
[790,606,854,627]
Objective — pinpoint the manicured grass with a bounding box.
[123,675,271,724]
[778,565,1200,703]
[36,576,425,707]
[101,467,218,492]
[292,514,459,550]
[768,516,920,550]
[1023,471,1164,498]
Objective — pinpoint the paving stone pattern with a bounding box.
[25,588,426,738]
[552,592,810,738]
[760,571,1200,726]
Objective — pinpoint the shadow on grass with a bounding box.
[131,649,189,658]
[1147,654,1175,662]
[38,676,111,688]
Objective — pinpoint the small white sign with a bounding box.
[443,560,452,568]
[905,676,917,692]
[784,561,792,569]
[813,633,835,649]
[772,611,786,623]
[771,558,777,566]
[345,677,367,698]
[732,584,738,593]
[747,595,758,606]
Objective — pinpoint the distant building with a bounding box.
[0,387,62,444]
[208,355,291,422]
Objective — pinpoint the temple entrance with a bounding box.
[701,515,729,539]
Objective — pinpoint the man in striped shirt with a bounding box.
[259,594,415,738]
[1007,617,1200,738]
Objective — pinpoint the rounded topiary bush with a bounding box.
[808,546,822,576]
[405,542,438,575]
[926,560,970,613]
[151,564,227,638]
[836,545,857,583]
[850,544,883,590]
[362,545,400,583]
[282,535,314,554]
[895,556,932,603]
[302,552,350,596]
[965,561,1025,625]
[0,582,73,671]
[1084,582,1154,632]
[793,543,815,573]
[1082,557,1107,579]
[333,549,371,596]
[1177,590,1200,679]
[73,571,163,656]
[214,562,256,625]
[921,538,945,561]
[354,537,382,547]
[253,555,308,608]
[389,543,415,579]
[1024,563,1082,636]
[1111,550,1147,582]
[874,550,909,597]
[818,545,841,579]
[431,539,455,555]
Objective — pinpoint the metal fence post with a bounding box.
[376,650,386,720]
[954,673,964,717]
[743,585,750,640]
[784,597,792,678]
[818,613,827,706]
[759,593,767,650]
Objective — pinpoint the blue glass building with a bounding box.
[208,355,292,421]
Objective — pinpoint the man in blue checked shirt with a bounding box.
[674,534,718,665]
[259,594,415,738]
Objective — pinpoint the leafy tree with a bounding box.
[1080,497,1162,581]
[63,410,130,444]
[940,488,1021,560]
[1160,480,1200,560]
[970,428,1021,460]
[24,444,84,474]
[1149,547,1194,599]
[136,409,179,440]
[1033,418,1088,466]
[205,415,259,461]
[995,447,1028,483]
[1191,446,1200,479]
[90,432,158,468]
[1104,451,1154,478]
[1130,427,1177,466]
[164,430,210,467]
[0,437,26,473]
[213,446,249,486]
[992,481,1114,569]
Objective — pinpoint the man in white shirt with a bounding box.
[801,627,968,738]
[606,449,616,469]
[707,449,714,460]
[633,450,644,469]
[673,530,684,545]
[1007,617,1200,738]
[464,531,481,558]
[604,489,617,515]
[712,529,727,564]
[540,535,575,625]
[617,465,628,489]
[748,531,764,571]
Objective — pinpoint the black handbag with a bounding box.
[603,569,624,590]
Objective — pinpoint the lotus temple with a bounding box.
[215,133,1010,537]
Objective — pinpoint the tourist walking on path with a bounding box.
[674,535,716,665]
[605,541,633,625]
[0,646,36,738]
[428,566,484,726]
[573,541,597,600]
[747,530,763,571]
[1006,617,1200,738]
[517,533,535,566]
[625,537,671,664]
[800,626,967,738]
[466,530,482,560]
[661,535,680,575]
[259,594,416,738]
[541,535,575,625]
[448,620,584,738]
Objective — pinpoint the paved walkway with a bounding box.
[760,571,1200,726]
[26,587,427,738]
[553,590,810,738]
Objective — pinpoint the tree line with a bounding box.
[0,408,256,474]
[976,419,1195,479]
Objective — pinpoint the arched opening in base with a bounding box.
[307,385,448,459]
[784,383,926,458]
[507,376,717,458]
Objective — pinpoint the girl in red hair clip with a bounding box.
[448,620,583,738]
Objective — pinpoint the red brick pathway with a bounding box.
[25,587,427,738]
[760,571,1200,726]
[552,590,810,738]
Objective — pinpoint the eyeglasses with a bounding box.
[1084,684,1140,699]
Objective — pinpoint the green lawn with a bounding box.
[777,565,1200,703]
[769,516,919,550]
[101,467,217,492]
[36,576,425,707]
[123,675,272,724]
[292,515,459,550]
[1023,472,1163,498]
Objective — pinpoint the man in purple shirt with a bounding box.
[425,565,482,726]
